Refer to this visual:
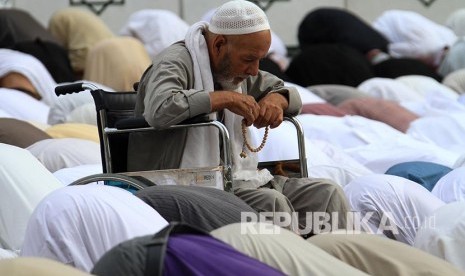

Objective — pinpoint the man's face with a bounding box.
[214,50,247,90]
[212,30,271,90]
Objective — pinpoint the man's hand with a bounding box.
[210,91,260,126]
[254,93,288,129]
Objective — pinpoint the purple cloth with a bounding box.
[164,234,285,276]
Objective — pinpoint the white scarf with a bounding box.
[0,49,57,106]
[183,22,273,188]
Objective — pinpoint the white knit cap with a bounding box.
[209,0,270,35]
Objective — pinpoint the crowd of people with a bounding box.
[1,1,465,275]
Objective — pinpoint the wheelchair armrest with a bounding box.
[115,116,150,129]
[115,114,212,130]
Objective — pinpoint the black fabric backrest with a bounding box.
[91,90,138,173]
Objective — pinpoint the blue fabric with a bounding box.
[385,161,452,191]
[163,234,285,276]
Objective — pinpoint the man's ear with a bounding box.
[213,35,227,54]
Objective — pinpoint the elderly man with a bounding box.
[128,0,349,235]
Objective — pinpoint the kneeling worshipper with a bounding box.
[44,123,99,143]
[91,222,287,276]
[384,161,453,192]
[343,174,445,245]
[0,257,92,276]
[83,36,152,92]
[308,231,464,276]
[0,143,63,255]
[336,97,419,133]
[119,9,189,60]
[48,7,114,78]
[20,184,168,272]
[414,201,465,272]
[26,138,101,173]
[0,118,51,148]
[294,113,461,173]
[211,222,368,275]
[307,84,370,106]
[0,88,50,125]
[52,164,103,186]
[372,9,457,74]
[134,185,259,232]
[432,166,465,203]
[0,49,58,107]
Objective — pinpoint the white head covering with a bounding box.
[20,185,168,272]
[209,0,270,35]
[119,9,189,59]
[432,167,465,203]
[0,143,62,252]
[373,9,457,67]
[414,201,465,271]
[0,49,57,106]
[344,174,445,245]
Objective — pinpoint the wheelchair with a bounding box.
[55,81,308,192]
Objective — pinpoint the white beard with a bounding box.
[218,79,242,91]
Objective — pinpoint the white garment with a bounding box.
[373,10,457,66]
[344,174,445,245]
[414,201,465,271]
[407,113,465,153]
[0,109,13,119]
[357,77,425,103]
[26,138,101,173]
[396,75,458,102]
[181,21,221,169]
[0,49,57,106]
[0,143,62,252]
[284,81,325,104]
[295,114,461,172]
[254,121,373,186]
[48,80,114,125]
[432,167,465,203]
[20,185,168,272]
[47,90,94,125]
[0,249,17,260]
[119,9,189,59]
[53,163,103,186]
[0,88,50,124]
[66,102,97,125]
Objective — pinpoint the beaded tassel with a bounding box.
[240,121,269,158]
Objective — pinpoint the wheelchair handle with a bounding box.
[55,82,100,96]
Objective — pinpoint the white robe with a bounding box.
[0,49,57,106]
[432,167,465,203]
[373,9,457,66]
[20,184,168,272]
[344,174,445,245]
[26,138,101,173]
[0,143,62,252]
[414,201,465,271]
[0,88,50,124]
[296,114,460,173]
